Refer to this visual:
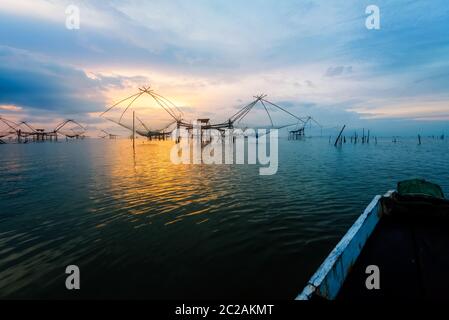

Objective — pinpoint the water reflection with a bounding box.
[0,137,449,298]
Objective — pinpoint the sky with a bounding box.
[0,0,449,136]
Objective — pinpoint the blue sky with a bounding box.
[0,0,449,135]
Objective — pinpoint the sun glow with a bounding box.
[0,104,22,111]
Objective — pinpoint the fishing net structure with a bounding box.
[53,120,86,138]
[0,117,18,140]
[0,117,38,140]
[100,86,184,138]
[98,129,119,139]
[227,94,320,135]
[100,87,320,138]
[0,116,86,142]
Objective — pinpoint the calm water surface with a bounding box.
[1,137,448,299]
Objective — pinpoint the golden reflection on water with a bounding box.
[4,137,449,298]
[101,139,222,226]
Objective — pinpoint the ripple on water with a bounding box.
[1,137,449,298]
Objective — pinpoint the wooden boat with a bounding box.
[297,179,449,300]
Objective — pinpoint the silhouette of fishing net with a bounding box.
[228,95,318,134]
[54,120,86,138]
[100,87,183,137]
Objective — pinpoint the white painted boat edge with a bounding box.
[296,190,395,300]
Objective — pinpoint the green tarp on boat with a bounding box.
[397,179,445,199]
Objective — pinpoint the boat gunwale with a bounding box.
[296,190,395,300]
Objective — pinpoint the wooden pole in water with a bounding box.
[133,110,135,150]
[334,125,346,146]
[367,130,370,143]
[418,134,421,145]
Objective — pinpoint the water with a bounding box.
[1,137,448,299]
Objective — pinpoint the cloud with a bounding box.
[0,46,105,113]
[325,66,353,77]
[0,0,369,73]
[0,46,150,116]
[1,1,449,134]
[272,101,316,109]
[304,80,315,88]
[0,104,22,112]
